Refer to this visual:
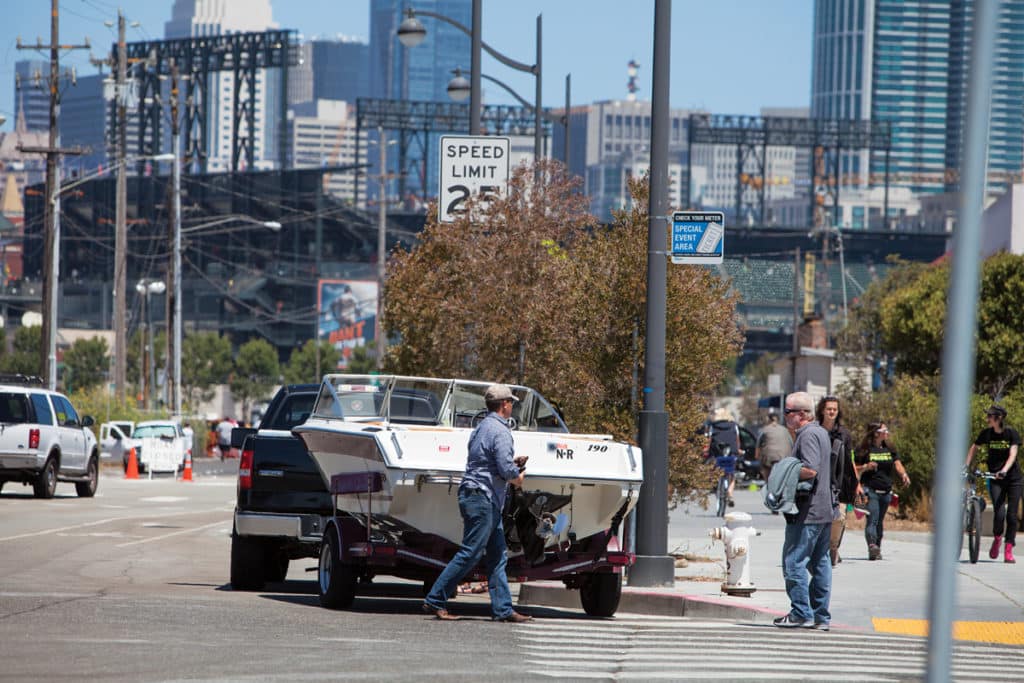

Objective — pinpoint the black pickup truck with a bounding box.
[229,384,330,591]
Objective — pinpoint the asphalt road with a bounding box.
[4,468,1020,681]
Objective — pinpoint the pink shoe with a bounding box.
[990,535,1002,560]
[1006,543,1016,564]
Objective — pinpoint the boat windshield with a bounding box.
[313,375,568,432]
[313,375,448,425]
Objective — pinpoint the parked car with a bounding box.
[0,376,99,498]
[125,420,191,474]
[100,421,136,462]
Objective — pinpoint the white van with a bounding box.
[99,421,136,462]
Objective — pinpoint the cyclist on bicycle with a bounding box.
[966,405,1021,564]
[709,407,741,507]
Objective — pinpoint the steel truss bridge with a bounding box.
[686,114,894,227]
[119,30,299,173]
[354,97,553,205]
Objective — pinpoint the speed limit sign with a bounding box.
[438,135,511,223]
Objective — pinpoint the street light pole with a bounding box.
[631,0,675,587]
[469,0,481,135]
[172,120,182,417]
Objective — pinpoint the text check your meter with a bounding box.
[439,135,511,223]
[670,211,725,264]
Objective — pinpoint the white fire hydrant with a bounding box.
[709,511,759,596]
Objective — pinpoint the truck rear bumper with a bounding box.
[234,510,326,543]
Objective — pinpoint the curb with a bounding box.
[518,582,787,622]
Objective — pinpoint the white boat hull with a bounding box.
[295,418,642,548]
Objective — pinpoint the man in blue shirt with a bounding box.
[423,384,532,622]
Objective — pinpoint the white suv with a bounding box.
[0,379,99,498]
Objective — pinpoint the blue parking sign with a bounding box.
[670,211,725,264]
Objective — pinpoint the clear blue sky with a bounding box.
[1,0,813,131]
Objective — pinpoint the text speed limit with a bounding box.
[438,135,511,223]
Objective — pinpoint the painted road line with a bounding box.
[0,506,230,543]
[873,618,1024,645]
[116,520,228,548]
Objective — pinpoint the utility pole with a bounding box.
[114,9,128,403]
[16,0,88,388]
[168,60,182,416]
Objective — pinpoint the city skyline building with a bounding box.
[165,0,281,171]
[368,0,471,199]
[289,99,366,203]
[811,0,1024,197]
[13,60,49,133]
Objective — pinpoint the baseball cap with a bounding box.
[484,384,519,403]
[986,405,1007,418]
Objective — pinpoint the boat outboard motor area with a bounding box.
[504,489,573,565]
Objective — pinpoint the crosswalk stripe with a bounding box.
[516,616,1024,681]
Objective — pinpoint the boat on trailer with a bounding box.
[293,374,643,616]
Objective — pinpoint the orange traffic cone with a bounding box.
[181,451,193,482]
[125,447,139,480]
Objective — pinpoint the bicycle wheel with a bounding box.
[716,476,728,517]
[967,497,983,564]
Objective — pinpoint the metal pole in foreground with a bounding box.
[376,126,388,369]
[172,132,182,417]
[925,2,998,681]
[469,0,481,135]
[630,0,674,587]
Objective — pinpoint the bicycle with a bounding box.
[712,444,737,518]
[961,469,998,563]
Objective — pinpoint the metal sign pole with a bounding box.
[926,2,999,681]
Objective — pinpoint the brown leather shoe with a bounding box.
[422,603,460,621]
[495,611,533,623]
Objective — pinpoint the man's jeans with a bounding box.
[782,521,832,624]
[865,489,892,547]
[424,487,514,619]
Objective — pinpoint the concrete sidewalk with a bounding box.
[518,485,1024,639]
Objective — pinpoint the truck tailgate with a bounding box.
[240,432,331,514]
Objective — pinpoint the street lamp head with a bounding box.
[263,221,282,231]
[397,11,427,48]
[446,68,471,102]
[148,281,167,295]
[149,153,175,162]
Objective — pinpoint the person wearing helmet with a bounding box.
[966,405,1021,563]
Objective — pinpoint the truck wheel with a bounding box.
[230,531,267,591]
[33,456,58,499]
[76,456,99,497]
[319,531,356,609]
[579,572,622,618]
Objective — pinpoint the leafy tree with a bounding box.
[0,325,42,376]
[284,340,340,384]
[386,161,742,496]
[62,337,109,392]
[230,338,280,418]
[347,345,377,374]
[878,252,1024,394]
[181,332,233,410]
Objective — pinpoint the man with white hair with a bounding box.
[774,391,833,631]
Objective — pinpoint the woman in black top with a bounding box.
[816,396,858,567]
[966,405,1021,563]
[855,422,910,561]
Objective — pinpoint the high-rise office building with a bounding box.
[369,0,470,200]
[811,0,1024,197]
[13,60,50,133]
[165,0,280,171]
[290,100,367,203]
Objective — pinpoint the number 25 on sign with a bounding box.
[439,135,511,224]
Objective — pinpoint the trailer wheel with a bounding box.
[230,531,267,591]
[319,531,356,609]
[580,572,622,617]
